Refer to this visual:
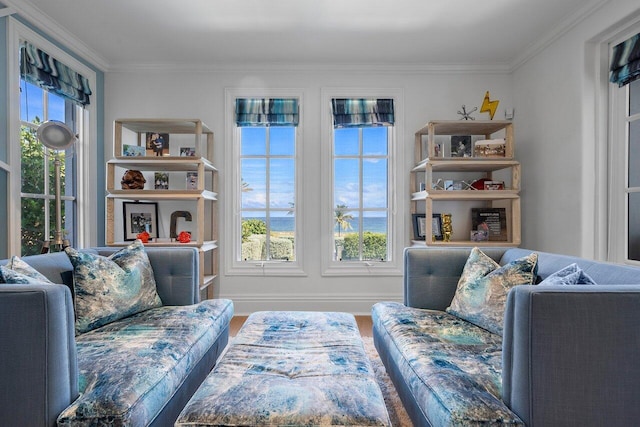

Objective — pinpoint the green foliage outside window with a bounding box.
[342,231,387,260]
[20,120,67,255]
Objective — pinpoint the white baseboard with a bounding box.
[219,292,403,316]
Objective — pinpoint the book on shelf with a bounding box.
[471,208,507,241]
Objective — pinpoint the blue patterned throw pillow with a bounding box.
[0,256,53,284]
[447,247,538,336]
[539,263,596,285]
[65,240,162,334]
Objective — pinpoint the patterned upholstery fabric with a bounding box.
[0,256,53,284]
[447,247,538,335]
[372,301,523,427]
[176,311,391,426]
[539,263,597,285]
[65,240,163,334]
[57,298,234,427]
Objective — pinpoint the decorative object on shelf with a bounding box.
[457,105,477,120]
[122,144,145,157]
[474,138,506,157]
[441,213,453,242]
[432,214,443,241]
[136,231,150,243]
[154,172,169,190]
[121,169,146,189]
[177,231,192,243]
[146,132,169,157]
[186,172,198,189]
[37,120,77,253]
[170,210,193,239]
[480,91,499,120]
[432,179,444,190]
[180,147,196,156]
[451,135,472,157]
[123,202,158,241]
[412,214,426,240]
[471,208,507,241]
[483,181,504,190]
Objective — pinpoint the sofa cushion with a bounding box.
[447,247,538,335]
[372,301,523,426]
[57,299,234,427]
[539,263,596,285]
[0,256,53,284]
[65,240,162,334]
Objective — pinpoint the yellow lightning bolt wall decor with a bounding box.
[480,91,499,120]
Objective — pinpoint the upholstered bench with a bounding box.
[176,311,391,426]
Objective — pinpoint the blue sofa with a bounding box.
[0,247,234,427]
[372,247,640,427]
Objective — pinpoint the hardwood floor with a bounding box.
[229,315,373,337]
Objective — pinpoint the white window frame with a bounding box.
[7,17,97,255]
[224,88,305,276]
[320,88,404,277]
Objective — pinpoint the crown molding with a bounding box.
[3,0,109,71]
[509,0,610,72]
[107,61,512,75]
[0,6,15,18]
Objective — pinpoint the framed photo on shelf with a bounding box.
[432,213,443,241]
[154,172,169,189]
[450,135,472,158]
[413,213,444,241]
[122,144,145,157]
[471,207,507,241]
[146,132,170,157]
[123,202,159,241]
[180,147,196,157]
[412,214,426,240]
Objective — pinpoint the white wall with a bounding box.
[105,69,512,314]
[512,0,640,258]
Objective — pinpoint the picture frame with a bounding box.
[412,214,426,240]
[450,135,472,158]
[122,144,145,157]
[154,172,169,190]
[146,132,170,157]
[471,207,507,241]
[123,202,159,241]
[431,213,444,241]
[180,147,196,157]
[413,213,444,241]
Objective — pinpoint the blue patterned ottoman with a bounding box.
[176,311,391,426]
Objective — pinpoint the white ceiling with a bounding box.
[5,0,607,71]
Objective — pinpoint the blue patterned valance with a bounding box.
[20,42,92,106]
[610,33,640,87]
[235,98,299,127]
[331,99,394,128]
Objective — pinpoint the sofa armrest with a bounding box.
[403,247,507,310]
[0,284,78,427]
[502,285,640,427]
[94,246,200,305]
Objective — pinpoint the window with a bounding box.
[19,79,80,255]
[225,91,303,275]
[333,127,390,261]
[6,18,96,256]
[321,91,404,276]
[623,79,640,261]
[608,28,640,264]
[240,126,297,262]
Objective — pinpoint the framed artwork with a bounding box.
[123,202,159,241]
[180,147,196,157]
[122,144,145,157]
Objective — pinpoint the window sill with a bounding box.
[322,262,402,277]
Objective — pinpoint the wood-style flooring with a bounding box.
[229,315,373,337]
